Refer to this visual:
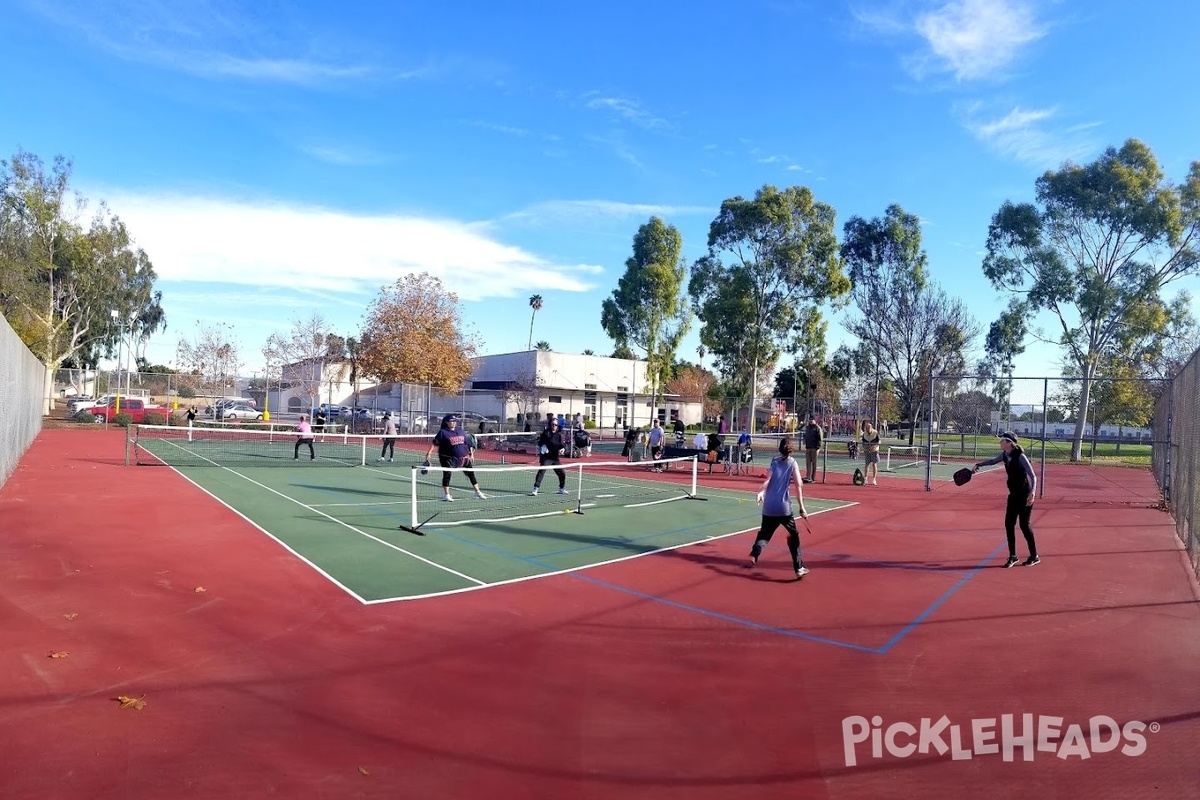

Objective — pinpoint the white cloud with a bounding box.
[912,0,1045,81]
[499,200,711,228]
[962,103,1100,168]
[582,93,670,131]
[297,143,389,166]
[98,193,601,300]
[27,0,392,87]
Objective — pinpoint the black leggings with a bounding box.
[440,456,478,488]
[751,515,803,570]
[1004,494,1037,557]
[381,438,395,458]
[294,438,314,459]
[534,457,566,489]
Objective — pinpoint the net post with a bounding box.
[690,454,698,497]
[410,466,418,529]
[125,423,132,466]
[574,462,584,514]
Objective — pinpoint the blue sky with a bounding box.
[3,0,1198,393]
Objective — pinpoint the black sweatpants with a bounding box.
[1004,494,1037,558]
[533,457,566,489]
[294,438,314,459]
[751,514,803,570]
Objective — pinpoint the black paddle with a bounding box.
[953,467,973,486]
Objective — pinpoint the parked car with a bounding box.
[90,398,161,423]
[398,414,429,433]
[67,396,96,414]
[312,403,349,418]
[222,403,264,421]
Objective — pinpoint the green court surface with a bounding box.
[173,460,848,603]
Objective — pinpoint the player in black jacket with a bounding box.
[974,430,1039,567]
[530,419,569,496]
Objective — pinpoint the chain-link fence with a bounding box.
[926,375,1167,504]
[1,316,45,488]
[1153,349,1199,582]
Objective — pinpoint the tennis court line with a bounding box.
[362,502,848,605]
[876,541,1008,653]
[165,468,370,603]
[173,462,489,594]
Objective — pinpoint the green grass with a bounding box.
[826,432,1154,467]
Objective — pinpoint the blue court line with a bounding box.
[568,573,883,653]
[297,479,996,655]
[802,549,988,574]
[875,541,1009,654]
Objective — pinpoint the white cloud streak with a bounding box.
[99,193,600,300]
[912,0,1046,81]
[962,103,1101,168]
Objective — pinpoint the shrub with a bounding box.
[112,413,133,428]
[73,410,98,423]
[178,386,197,398]
[144,412,167,426]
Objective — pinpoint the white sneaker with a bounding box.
[475,490,487,499]
[556,487,569,495]
[442,494,454,502]
[377,456,383,462]
[796,566,810,579]
[387,457,393,463]
[871,479,878,486]
[529,488,539,496]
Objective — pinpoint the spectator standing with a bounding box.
[861,421,881,485]
[802,415,823,483]
[647,419,666,471]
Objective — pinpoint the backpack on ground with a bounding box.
[853,468,865,486]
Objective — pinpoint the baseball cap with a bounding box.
[442,414,458,425]
[998,430,1018,444]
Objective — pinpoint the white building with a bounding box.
[271,350,704,431]
[445,350,702,431]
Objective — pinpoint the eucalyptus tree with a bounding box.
[601,216,691,410]
[0,150,165,411]
[840,204,978,443]
[982,139,1200,459]
[688,185,849,431]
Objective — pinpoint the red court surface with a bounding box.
[3,428,1199,799]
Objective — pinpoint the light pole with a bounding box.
[109,309,123,413]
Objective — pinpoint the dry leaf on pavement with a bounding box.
[115,695,147,710]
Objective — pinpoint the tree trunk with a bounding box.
[1070,366,1095,462]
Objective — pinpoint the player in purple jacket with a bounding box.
[423,415,486,502]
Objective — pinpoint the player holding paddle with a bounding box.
[750,437,811,579]
[423,414,487,502]
[973,430,1039,568]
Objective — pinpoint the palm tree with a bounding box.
[535,340,551,351]
[527,294,543,350]
[697,344,706,369]
[582,349,595,356]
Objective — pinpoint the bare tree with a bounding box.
[176,321,242,400]
[263,313,333,412]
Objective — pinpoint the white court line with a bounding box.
[139,438,487,599]
[140,436,850,605]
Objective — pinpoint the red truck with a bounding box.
[87,397,163,424]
